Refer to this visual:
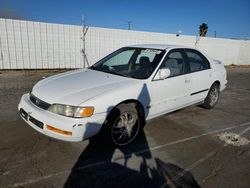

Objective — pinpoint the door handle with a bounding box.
[185,78,191,83]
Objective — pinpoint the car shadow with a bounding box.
[64,129,200,188]
[64,83,201,188]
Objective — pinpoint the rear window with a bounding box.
[186,50,210,72]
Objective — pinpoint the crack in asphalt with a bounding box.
[29,137,44,177]
[201,148,249,185]
[202,165,223,185]
[160,151,217,188]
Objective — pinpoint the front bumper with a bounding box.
[18,93,106,142]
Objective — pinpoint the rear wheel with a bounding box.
[202,83,220,109]
[102,103,141,146]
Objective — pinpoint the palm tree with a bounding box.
[199,23,208,37]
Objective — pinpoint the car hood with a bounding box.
[32,69,139,106]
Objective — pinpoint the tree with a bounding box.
[199,23,208,37]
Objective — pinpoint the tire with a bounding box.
[202,83,220,109]
[101,103,142,147]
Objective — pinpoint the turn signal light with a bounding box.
[80,107,94,117]
[47,125,72,136]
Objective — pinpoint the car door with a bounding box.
[184,49,212,104]
[149,49,191,118]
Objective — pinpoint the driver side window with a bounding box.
[161,51,185,77]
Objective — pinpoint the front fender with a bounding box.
[80,82,150,118]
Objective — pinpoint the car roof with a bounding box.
[126,44,190,50]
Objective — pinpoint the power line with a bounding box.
[89,23,127,29]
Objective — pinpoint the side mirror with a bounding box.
[155,68,171,80]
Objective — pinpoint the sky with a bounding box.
[0,0,249,39]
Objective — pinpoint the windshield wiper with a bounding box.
[88,66,98,70]
[103,70,131,78]
[89,67,132,78]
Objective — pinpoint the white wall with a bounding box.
[0,18,249,69]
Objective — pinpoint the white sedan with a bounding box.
[18,44,227,146]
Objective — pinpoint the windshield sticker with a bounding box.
[144,49,161,54]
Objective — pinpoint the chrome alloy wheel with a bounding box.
[111,111,140,146]
[209,87,219,106]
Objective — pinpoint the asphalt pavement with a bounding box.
[0,67,249,188]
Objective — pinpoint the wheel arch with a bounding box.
[118,99,145,119]
[212,80,220,90]
[106,99,146,121]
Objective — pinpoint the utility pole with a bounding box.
[81,15,89,68]
[128,21,132,30]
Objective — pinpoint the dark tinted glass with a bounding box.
[186,50,210,72]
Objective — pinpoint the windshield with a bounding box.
[89,47,165,79]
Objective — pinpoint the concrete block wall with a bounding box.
[0,18,249,69]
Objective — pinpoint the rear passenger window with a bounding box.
[186,50,210,72]
[161,51,185,77]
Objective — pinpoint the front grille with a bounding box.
[30,94,50,110]
[29,115,44,129]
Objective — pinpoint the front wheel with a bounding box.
[102,103,141,146]
[202,83,220,109]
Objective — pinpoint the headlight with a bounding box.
[48,104,94,118]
